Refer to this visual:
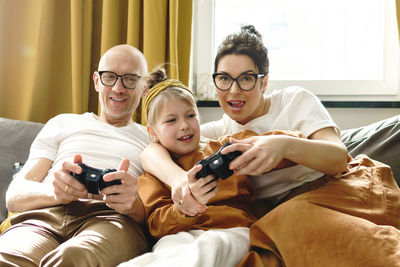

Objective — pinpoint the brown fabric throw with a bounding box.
[138,129,303,240]
[238,154,400,267]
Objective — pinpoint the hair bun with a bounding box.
[241,25,262,39]
[147,68,168,89]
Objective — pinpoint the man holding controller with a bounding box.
[0,44,150,266]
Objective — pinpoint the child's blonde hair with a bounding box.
[145,68,198,126]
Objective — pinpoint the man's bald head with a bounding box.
[98,44,147,76]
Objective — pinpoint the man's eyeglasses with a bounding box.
[212,73,265,91]
[98,71,141,89]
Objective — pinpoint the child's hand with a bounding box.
[188,164,218,205]
[169,167,206,216]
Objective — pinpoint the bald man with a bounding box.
[0,45,150,266]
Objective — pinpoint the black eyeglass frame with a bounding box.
[212,73,266,91]
[98,71,141,89]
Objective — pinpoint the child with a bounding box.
[118,68,257,267]
[118,68,301,267]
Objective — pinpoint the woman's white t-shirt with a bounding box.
[201,87,340,199]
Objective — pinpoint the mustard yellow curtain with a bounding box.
[0,0,193,124]
[397,0,400,43]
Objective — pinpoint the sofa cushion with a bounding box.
[0,115,399,223]
[341,115,400,185]
[0,118,44,222]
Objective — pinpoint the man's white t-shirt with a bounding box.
[29,112,149,182]
[201,87,340,199]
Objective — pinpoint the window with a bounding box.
[191,0,399,101]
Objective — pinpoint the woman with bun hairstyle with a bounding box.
[140,26,400,266]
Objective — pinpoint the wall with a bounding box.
[326,108,400,129]
[198,107,400,130]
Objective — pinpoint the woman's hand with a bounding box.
[222,128,348,176]
[222,135,288,176]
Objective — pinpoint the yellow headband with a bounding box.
[141,79,193,125]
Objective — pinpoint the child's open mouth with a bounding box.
[178,134,193,142]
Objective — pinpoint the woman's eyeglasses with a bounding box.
[212,73,265,91]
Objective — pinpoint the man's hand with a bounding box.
[170,166,208,216]
[101,159,144,222]
[52,154,88,204]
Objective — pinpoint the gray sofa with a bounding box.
[1,116,399,223]
[0,118,44,222]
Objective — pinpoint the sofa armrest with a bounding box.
[0,118,44,222]
[341,115,400,185]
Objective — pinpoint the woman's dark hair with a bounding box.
[214,25,269,74]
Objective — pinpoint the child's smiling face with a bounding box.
[149,99,201,158]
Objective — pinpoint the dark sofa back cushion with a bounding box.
[341,115,400,185]
[0,118,44,221]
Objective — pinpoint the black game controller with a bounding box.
[70,163,121,194]
[195,142,242,180]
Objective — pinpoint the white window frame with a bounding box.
[190,0,400,101]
